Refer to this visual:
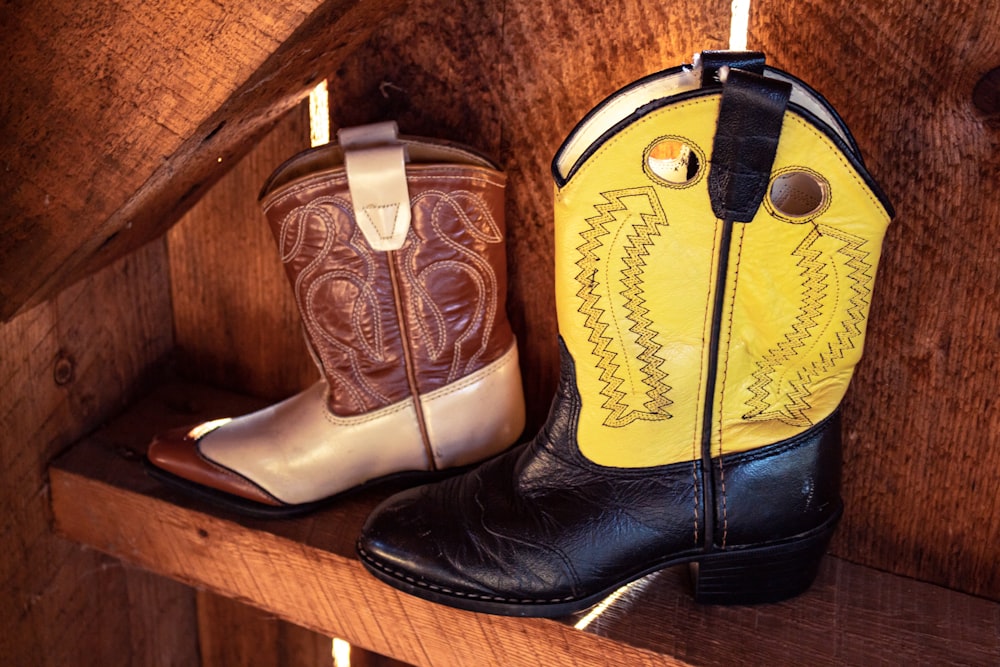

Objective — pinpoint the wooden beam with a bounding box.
[0,0,404,321]
[50,382,1000,667]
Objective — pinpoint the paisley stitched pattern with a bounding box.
[743,224,873,426]
[278,194,396,414]
[575,187,672,427]
[275,182,504,415]
[401,188,502,384]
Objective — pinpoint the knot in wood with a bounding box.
[973,67,1000,116]
[53,353,75,386]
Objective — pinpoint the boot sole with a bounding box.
[357,506,842,617]
[142,456,478,519]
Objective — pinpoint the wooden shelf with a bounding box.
[50,382,1000,666]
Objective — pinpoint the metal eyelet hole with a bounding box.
[645,138,702,186]
[769,170,828,218]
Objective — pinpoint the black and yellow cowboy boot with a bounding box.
[357,52,893,615]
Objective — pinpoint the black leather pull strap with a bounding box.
[699,50,766,85]
[708,68,792,222]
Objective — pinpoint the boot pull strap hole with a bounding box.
[644,137,703,187]
[768,170,830,220]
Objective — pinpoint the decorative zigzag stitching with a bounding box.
[743,224,872,426]
[815,226,873,372]
[743,227,828,426]
[622,202,673,418]
[575,187,672,427]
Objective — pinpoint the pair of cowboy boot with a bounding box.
[148,51,892,615]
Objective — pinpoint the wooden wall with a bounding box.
[0,241,198,665]
[3,0,999,664]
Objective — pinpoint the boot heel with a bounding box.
[689,522,836,605]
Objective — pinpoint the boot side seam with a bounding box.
[690,223,721,547]
[387,249,436,471]
[715,224,747,549]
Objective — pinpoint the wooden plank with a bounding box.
[50,382,1000,667]
[197,591,282,667]
[751,0,1000,600]
[167,102,318,400]
[0,241,197,666]
[0,0,404,321]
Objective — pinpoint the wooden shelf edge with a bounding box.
[49,382,1000,667]
[52,465,688,667]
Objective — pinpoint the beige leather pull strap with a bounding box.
[338,122,411,251]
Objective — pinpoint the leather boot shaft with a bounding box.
[551,60,893,468]
[260,140,515,418]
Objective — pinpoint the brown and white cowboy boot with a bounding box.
[146,122,525,516]
[357,52,893,615]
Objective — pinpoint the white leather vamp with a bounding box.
[198,346,526,505]
[199,381,427,505]
[421,344,526,468]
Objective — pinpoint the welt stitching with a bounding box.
[321,389,413,426]
[358,546,577,604]
[421,346,515,402]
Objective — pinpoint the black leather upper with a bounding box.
[358,340,842,607]
[711,411,842,547]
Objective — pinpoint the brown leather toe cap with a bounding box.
[147,424,283,507]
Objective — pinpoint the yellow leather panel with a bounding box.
[714,113,890,457]
[554,94,891,468]
[555,97,722,468]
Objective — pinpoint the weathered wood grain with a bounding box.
[0,241,196,666]
[167,102,318,400]
[0,0,403,322]
[751,0,1000,598]
[49,381,1000,667]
